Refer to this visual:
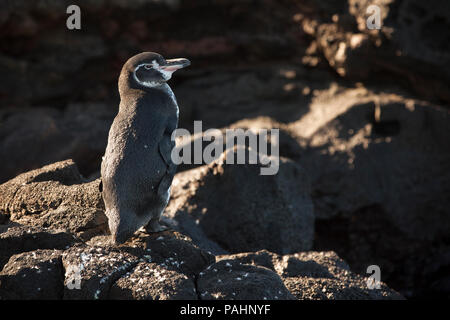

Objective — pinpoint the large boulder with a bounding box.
[290,86,450,239]
[197,259,295,300]
[0,249,65,300]
[0,159,108,240]
[166,149,314,254]
[109,262,197,300]
[0,224,77,270]
[61,245,141,300]
[118,231,217,278]
[289,85,450,297]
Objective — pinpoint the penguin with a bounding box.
[100,52,190,244]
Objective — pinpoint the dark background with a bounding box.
[0,0,449,299]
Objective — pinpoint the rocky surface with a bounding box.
[219,250,403,299]
[303,0,450,103]
[0,249,65,299]
[0,225,76,270]
[1,0,449,299]
[0,158,401,300]
[197,260,295,300]
[0,159,107,241]
[288,87,450,297]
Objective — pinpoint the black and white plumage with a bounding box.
[100,52,190,244]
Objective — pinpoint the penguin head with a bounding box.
[121,52,190,90]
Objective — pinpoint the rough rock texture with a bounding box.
[0,249,64,300]
[0,228,216,300]
[197,260,295,300]
[279,252,402,300]
[109,262,197,300]
[120,231,216,278]
[219,250,403,300]
[284,86,450,297]
[0,224,77,269]
[62,245,140,300]
[305,0,450,103]
[0,159,108,240]
[166,150,314,255]
[290,87,450,236]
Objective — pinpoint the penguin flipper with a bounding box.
[158,136,177,175]
[158,134,173,164]
[157,136,177,197]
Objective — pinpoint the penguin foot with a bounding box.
[145,219,170,233]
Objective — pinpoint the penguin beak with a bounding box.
[161,58,191,72]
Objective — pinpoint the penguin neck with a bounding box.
[119,70,175,97]
[119,72,178,116]
[159,83,179,118]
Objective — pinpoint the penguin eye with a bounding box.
[144,65,153,70]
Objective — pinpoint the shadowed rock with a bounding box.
[166,149,314,255]
[0,104,115,184]
[109,262,197,300]
[218,250,403,300]
[0,224,77,269]
[197,259,295,300]
[0,249,64,299]
[307,0,450,103]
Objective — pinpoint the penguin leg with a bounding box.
[144,193,172,234]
